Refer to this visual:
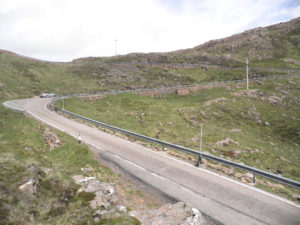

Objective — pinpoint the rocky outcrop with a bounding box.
[129,202,207,225]
[19,166,39,196]
[215,138,239,147]
[72,175,116,210]
[42,128,62,150]
[72,175,210,224]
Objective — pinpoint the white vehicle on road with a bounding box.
[40,93,56,98]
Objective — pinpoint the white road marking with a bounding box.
[4,99,300,209]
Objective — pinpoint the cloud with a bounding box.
[0,0,299,61]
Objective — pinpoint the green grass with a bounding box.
[0,104,144,224]
[0,50,294,105]
[57,78,300,200]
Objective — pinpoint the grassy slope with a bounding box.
[0,106,126,224]
[1,50,290,103]
[0,53,143,224]
[0,51,105,99]
[58,78,300,198]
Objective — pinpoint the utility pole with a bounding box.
[246,58,249,90]
[115,39,118,60]
[200,124,203,153]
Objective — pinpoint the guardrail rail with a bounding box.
[50,75,300,189]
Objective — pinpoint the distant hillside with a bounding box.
[0,17,299,100]
[74,17,300,68]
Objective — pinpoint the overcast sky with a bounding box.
[0,0,299,62]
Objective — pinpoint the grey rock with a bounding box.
[72,175,96,185]
[130,202,207,225]
[90,196,110,209]
[19,179,36,195]
[40,167,53,176]
[73,177,115,195]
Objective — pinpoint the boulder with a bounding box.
[129,202,206,225]
[19,179,37,195]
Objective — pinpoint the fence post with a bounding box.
[196,153,202,167]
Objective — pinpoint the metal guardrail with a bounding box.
[50,75,300,189]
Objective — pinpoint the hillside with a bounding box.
[0,49,287,102]
[0,17,300,224]
[56,76,300,201]
[1,18,299,101]
[73,17,300,68]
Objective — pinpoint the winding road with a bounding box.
[3,97,300,225]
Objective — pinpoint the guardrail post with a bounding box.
[196,153,202,167]
[252,173,256,183]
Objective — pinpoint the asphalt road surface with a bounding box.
[3,98,300,225]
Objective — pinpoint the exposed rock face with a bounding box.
[129,202,207,225]
[42,128,61,150]
[72,175,115,210]
[193,17,300,61]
